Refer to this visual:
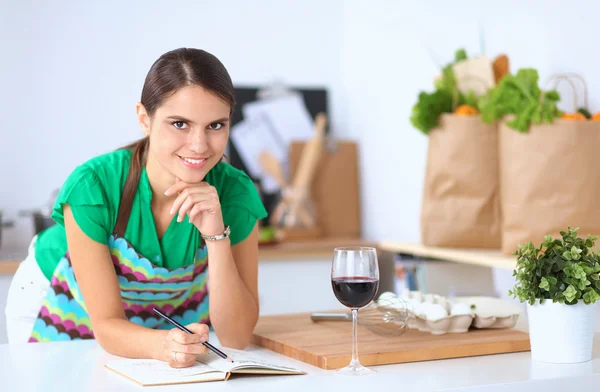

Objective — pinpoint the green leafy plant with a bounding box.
[509,227,600,306]
[410,48,479,135]
[479,68,563,132]
[410,89,453,134]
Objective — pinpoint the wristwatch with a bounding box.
[201,226,231,241]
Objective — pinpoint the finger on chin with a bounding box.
[165,179,186,196]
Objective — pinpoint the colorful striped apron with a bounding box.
[28,235,209,342]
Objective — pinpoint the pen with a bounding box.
[152,308,233,363]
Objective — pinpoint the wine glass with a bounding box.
[331,246,380,376]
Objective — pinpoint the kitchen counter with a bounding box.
[0,262,19,275]
[2,330,599,391]
[0,237,376,275]
[0,247,24,275]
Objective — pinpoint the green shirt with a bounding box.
[34,149,267,280]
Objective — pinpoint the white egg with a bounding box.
[424,303,448,321]
[436,296,451,312]
[412,302,428,318]
[391,299,409,312]
[411,291,424,302]
[384,297,401,308]
[378,291,397,302]
[450,302,472,316]
[407,298,421,310]
[424,293,436,304]
[400,288,412,299]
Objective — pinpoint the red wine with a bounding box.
[332,276,379,308]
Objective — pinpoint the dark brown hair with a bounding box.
[114,48,235,237]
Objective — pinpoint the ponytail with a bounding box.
[114,137,149,238]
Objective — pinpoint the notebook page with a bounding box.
[197,348,302,373]
[105,359,224,385]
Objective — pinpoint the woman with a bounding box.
[4,48,267,368]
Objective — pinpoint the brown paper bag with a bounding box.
[420,114,501,248]
[499,118,600,254]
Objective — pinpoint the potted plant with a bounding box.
[509,227,600,363]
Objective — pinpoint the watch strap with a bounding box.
[201,226,231,241]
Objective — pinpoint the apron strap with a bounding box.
[114,142,147,238]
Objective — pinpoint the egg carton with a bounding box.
[452,296,522,330]
[409,313,475,335]
[377,292,521,335]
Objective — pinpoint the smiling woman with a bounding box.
[4,48,267,369]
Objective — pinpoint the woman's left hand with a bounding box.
[165,179,225,236]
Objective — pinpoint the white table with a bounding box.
[2,333,600,392]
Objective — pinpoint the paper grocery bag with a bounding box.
[499,118,600,254]
[420,114,501,248]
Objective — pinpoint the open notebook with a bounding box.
[105,347,306,386]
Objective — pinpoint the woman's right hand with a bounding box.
[161,323,210,368]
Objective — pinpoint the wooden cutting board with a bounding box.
[289,140,361,237]
[251,312,531,370]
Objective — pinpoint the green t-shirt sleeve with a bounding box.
[221,173,268,246]
[51,165,111,245]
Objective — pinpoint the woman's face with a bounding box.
[142,85,231,184]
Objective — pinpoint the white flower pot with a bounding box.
[527,300,598,363]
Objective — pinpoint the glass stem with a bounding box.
[350,308,360,367]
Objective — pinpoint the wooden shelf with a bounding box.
[0,248,24,274]
[0,260,20,275]
[259,237,376,261]
[378,241,517,270]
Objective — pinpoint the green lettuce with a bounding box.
[479,68,562,132]
[411,48,477,135]
[410,89,453,135]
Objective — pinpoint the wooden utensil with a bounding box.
[259,151,314,228]
[258,151,287,189]
[284,113,326,228]
[269,113,327,230]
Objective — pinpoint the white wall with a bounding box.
[339,0,600,305]
[342,0,600,244]
[5,0,599,248]
[2,0,600,342]
[0,0,345,249]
